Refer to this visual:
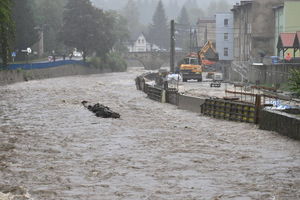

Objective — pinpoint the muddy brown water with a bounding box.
[0,67,299,200]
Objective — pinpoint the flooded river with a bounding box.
[0,67,299,200]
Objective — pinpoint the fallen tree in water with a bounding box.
[81,101,120,119]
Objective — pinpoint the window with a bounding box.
[224,33,228,40]
[138,39,140,43]
[247,23,252,34]
[224,48,229,56]
[224,19,229,26]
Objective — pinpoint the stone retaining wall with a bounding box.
[0,64,111,86]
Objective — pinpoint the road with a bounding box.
[0,67,299,200]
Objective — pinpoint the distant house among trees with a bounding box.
[127,33,160,52]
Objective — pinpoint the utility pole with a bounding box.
[189,27,192,53]
[170,20,175,73]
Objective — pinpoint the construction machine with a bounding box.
[178,52,202,82]
[178,41,219,82]
[197,41,219,79]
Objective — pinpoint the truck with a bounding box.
[178,41,219,82]
[178,52,202,82]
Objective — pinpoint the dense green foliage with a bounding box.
[289,69,300,96]
[89,52,127,72]
[107,11,130,53]
[34,0,67,54]
[12,0,38,59]
[0,0,14,66]
[61,0,116,61]
[148,0,169,49]
[121,0,141,38]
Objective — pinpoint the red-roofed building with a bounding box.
[277,32,300,58]
[274,0,300,58]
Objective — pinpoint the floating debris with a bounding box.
[81,101,120,119]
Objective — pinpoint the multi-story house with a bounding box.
[196,19,216,48]
[215,13,234,61]
[231,0,288,62]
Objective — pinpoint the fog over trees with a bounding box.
[91,0,236,42]
[92,0,237,24]
[0,0,238,66]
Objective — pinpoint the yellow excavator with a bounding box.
[197,41,219,79]
[178,41,219,82]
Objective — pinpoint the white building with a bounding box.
[127,33,160,52]
[215,13,234,61]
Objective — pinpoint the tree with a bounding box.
[176,6,190,50]
[148,0,169,49]
[121,0,141,37]
[206,0,231,17]
[34,0,67,53]
[207,0,217,17]
[0,0,14,67]
[12,0,38,60]
[289,69,300,96]
[177,6,190,26]
[216,0,231,13]
[107,11,129,53]
[167,0,179,20]
[61,0,115,61]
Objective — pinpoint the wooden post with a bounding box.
[255,94,261,124]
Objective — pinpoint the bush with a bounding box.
[88,53,127,72]
[288,69,300,96]
[89,56,104,70]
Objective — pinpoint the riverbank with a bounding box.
[0,67,299,199]
[0,64,114,86]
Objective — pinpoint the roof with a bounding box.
[272,4,284,10]
[277,33,296,48]
[231,1,252,12]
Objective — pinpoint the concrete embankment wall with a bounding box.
[228,63,300,85]
[136,72,300,140]
[0,64,111,86]
[177,95,205,113]
[260,109,300,140]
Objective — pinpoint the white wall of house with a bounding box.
[216,13,234,61]
[127,34,160,52]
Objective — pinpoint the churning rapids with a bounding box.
[0,67,299,200]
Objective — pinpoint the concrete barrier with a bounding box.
[227,63,300,85]
[177,94,205,113]
[259,109,300,140]
[166,89,178,105]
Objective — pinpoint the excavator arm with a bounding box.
[197,41,219,65]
